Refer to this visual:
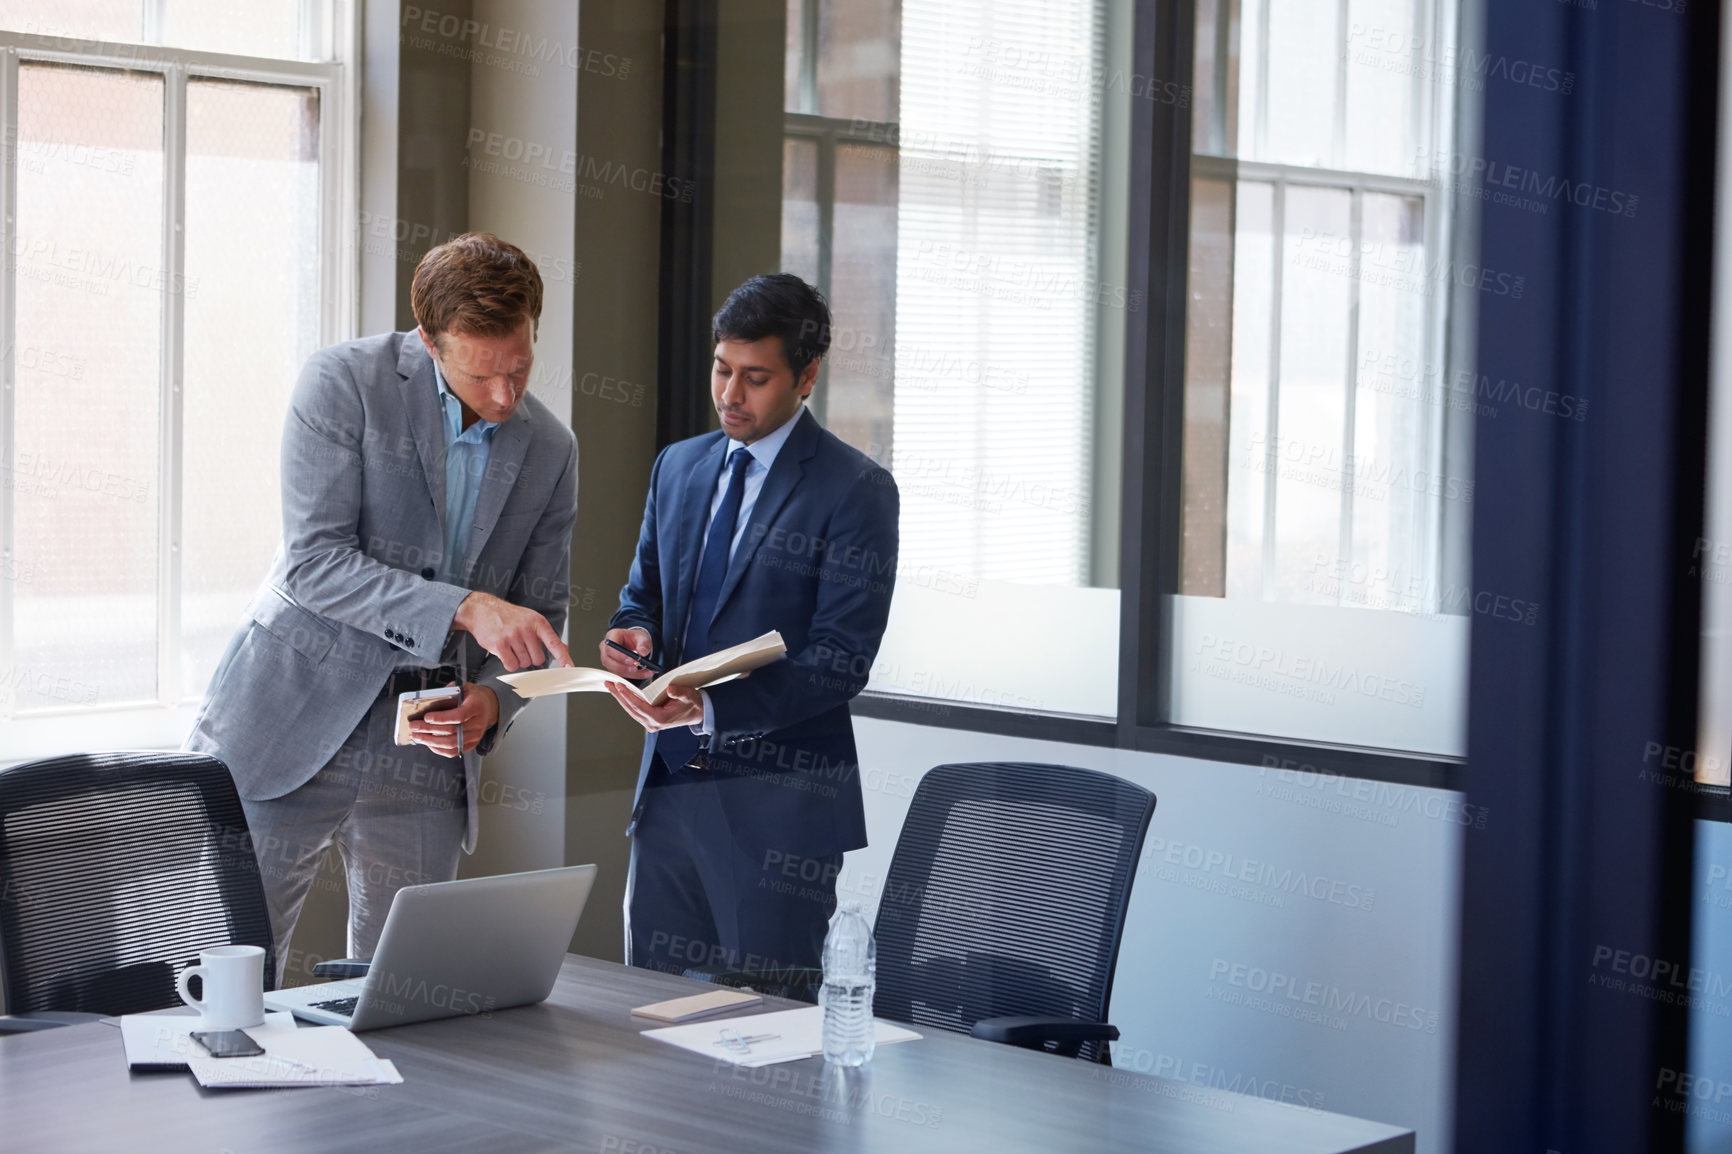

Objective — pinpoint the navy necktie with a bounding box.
[657,446,752,770]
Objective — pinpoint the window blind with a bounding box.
[892,0,1105,587]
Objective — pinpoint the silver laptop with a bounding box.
[264,865,596,1031]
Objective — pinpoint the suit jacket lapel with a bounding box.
[397,335,447,527]
[711,408,819,621]
[672,437,726,654]
[462,411,532,578]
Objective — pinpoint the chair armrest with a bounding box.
[311,958,371,980]
[0,1012,107,1034]
[970,1015,1120,1050]
[697,966,825,1004]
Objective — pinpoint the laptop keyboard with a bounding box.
[311,997,359,1017]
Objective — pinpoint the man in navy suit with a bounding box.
[601,274,899,983]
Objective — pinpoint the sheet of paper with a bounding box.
[186,1025,403,1089]
[641,1005,920,1067]
[120,1010,298,1070]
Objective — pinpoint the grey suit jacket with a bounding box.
[186,331,578,852]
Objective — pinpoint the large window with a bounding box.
[775,0,1471,756]
[0,7,351,759]
[1167,0,1469,755]
[781,0,1126,718]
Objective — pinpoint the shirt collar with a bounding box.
[432,357,500,443]
[727,405,803,472]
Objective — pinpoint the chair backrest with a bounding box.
[872,762,1154,1059]
[0,752,273,1016]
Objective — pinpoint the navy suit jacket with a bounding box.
[610,407,899,858]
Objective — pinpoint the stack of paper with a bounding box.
[117,1010,401,1089]
[641,1005,920,1067]
[185,1026,402,1089]
[120,1011,299,1070]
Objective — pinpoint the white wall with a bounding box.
[1688,820,1732,1153]
[844,717,1464,1154]
[459,0,578,878]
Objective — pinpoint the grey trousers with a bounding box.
[239,694,465,979]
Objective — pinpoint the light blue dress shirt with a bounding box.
[687,408,804,735]
[432,359,500,584]
[693,407,803,574]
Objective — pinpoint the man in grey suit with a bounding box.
[188,233,578,972]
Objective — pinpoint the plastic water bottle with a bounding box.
[820,903,876,1066]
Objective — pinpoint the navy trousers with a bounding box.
[625,756,840,988]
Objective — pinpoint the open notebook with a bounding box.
[498,631,786,706]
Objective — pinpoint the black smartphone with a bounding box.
[190,1029,265,1058]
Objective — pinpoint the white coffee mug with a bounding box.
[176,944,266,1030]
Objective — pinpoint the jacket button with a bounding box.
[405,637,416,648]
[421,567,436,580]
[386,629,397,641]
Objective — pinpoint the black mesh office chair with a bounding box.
[0,752,274,1032]
[707,760,1154,1060]
[872,762,1154,1063]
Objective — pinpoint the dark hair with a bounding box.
[711,273,831,377]
[411,232,544,342]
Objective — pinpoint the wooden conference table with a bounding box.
[0,955,1415,1153]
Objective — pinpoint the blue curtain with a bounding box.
[1453,1,1717,1150]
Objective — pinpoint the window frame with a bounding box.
[1112,0,1459,787]
[661,0,1462,789]
[856,0,1459,789]
[1190,153,1447,605]
[0,18,358,758]
[780,110,897,428]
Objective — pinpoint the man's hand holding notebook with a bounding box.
[497,631,787,706]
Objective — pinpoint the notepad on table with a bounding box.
[631,988,764,1023]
